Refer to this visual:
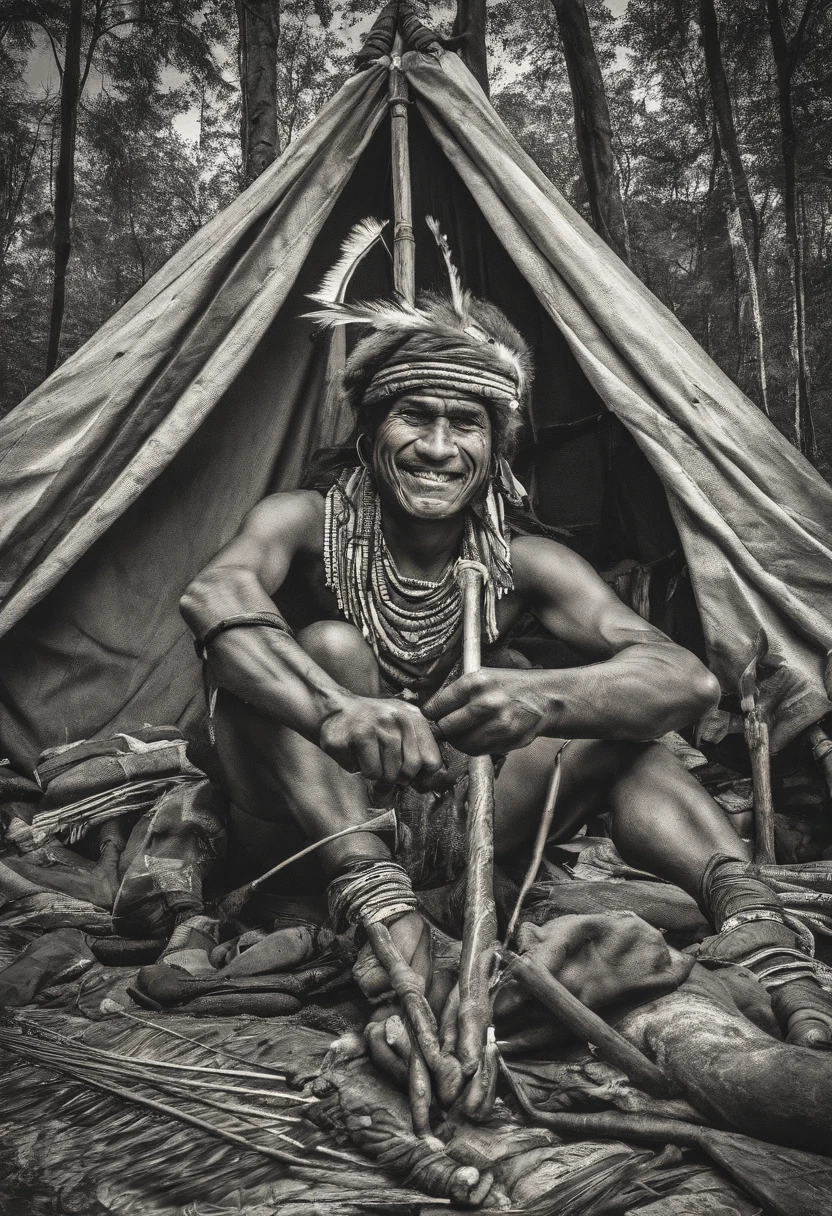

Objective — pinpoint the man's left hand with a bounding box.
[422,669,550,754]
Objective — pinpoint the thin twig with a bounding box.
[503,741,571,946]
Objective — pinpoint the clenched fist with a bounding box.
[423,668,551,754]
[318,694,446,787]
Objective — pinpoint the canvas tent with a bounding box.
[1,45,832,772]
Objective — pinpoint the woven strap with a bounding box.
[364,362,519,409]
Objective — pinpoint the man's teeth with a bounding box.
[406,470,457,483]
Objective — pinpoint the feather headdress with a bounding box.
[305,217,534,459]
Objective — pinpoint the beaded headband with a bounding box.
[363,361,520,410]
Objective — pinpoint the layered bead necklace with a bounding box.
[324,466,513,689]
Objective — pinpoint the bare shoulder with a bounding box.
[239,489,325,556]
[509,534,676,658]
[509,534,603,600]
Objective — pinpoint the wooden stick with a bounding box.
[499,1055,698,1144]
[389,34,415,305]
[498,948,671,1098]
[31,1013,288,1081]
[503,742,569,946]
[455,560,498,1078]
[12,1042,304,1102]
[740,633,776,865]
[746,709,775,864]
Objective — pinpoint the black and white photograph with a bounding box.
[1,1,832,1212]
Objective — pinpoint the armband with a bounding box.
[193,611,293,659]
[327,859,417,931]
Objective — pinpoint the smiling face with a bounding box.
[371,391,492,521]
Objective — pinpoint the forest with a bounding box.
[1,0,831,472]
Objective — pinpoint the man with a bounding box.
[180,285,831,1061]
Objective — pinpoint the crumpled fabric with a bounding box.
[496,913,695,1024]
[35,727,198,807]
[2,839,121,909]
[0,927,96,1006]
[111,778,226,936]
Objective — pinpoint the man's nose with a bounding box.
[415,419,456,461]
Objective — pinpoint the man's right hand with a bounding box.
[318,695,446,788]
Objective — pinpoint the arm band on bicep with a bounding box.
[193,611,294,659]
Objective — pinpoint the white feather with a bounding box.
[304,298,433,332]
[426,215,467,319]
[308,218,389,305]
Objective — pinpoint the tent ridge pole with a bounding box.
[389,37,415,306]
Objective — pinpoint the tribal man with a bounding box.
[180,278,832,1075]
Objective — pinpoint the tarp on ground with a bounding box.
[1,49,831,771]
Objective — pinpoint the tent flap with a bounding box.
[407,50,832,749]
[0,49,830,768]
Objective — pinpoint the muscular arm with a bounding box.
[425,536,720,750]
[180,492,350,742]
[180,492,443,787]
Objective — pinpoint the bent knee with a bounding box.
[296,620,380,693]
[614,738,694,781]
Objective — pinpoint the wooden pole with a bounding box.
[740,633,776,866]
[455,561,498,1080]
[389,34,415,305]
[745,710,776,865]
[503,743,569,946]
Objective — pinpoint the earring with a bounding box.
[356,433,371,469]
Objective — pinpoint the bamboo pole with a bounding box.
[455,561,498,1079]
[389,34,415,305]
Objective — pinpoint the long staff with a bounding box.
[455,561,499,1082]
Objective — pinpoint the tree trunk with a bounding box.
[765,0,815,456]
[453,0,489,96]
[699,0,761,264]
[236,0,279,185]
[45,0,82,376]
[699,0,768,413]
[552,0,630,265]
